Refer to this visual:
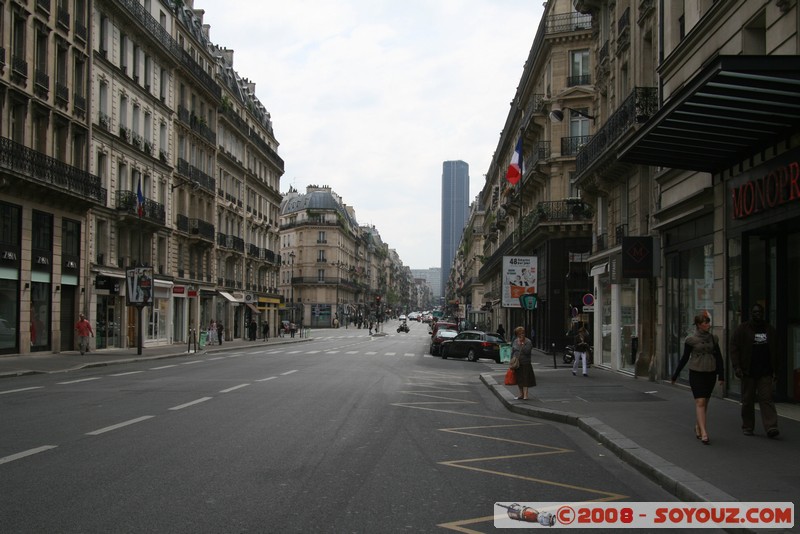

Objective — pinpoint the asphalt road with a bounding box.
[1,322,705,533]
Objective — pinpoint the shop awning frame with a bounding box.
[218,291,237,303]
[619,55,800,173]
[245,303,261,314]
[590,263,608,276]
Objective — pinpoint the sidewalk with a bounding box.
[482,349,800,513]
[0,334,312,378]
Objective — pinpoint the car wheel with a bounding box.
[441,347,448,359]
[467,349,477,362]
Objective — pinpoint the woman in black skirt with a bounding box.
[671,313,724,444]
[511,326,536,400]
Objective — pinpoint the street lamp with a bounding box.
[289,251,295,324]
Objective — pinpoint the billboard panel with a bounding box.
[502,256,538,308]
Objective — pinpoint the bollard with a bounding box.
[552,342,557,369]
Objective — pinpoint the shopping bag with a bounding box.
[504,368,517,385]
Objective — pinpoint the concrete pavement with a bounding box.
[1,338,797,528]
[482,348,799,521]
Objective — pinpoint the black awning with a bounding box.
[619,55,800,173]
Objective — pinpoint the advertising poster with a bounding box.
[502,256,538,308]
[126,267,154,307]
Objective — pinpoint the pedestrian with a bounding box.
[217,321,224,345]
[290,322,296,338]
[671,313,724,445]
[511,326,536,400]
[207,320,217,345]
[249,318,258,341]
[496,324,506,339]
[263,320,270,341]
[572,323,590,377]
[74,313,94,355]
[730,304,780,438]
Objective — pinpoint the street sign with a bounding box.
[582,293,595,307]
[583,305,595,313]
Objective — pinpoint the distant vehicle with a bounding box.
[429,327,458,355]
[407,312,421,321]
[397,322,410,333]
[440,330,505,363]
[430,321,457,337]
[398,314,407,321]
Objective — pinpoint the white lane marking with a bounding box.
[0,386,44,395]
[264,350,282,354]
[404,353,416,357]
[86,416,154,436]
[0,445,58,465]
[57,377,102,385]
[306,350,321,354]
[110,371,144,377]
[256,376,277,382]
[281,370,298,376]
[286,350,302,354]
[326,351,339,354]
[150,365,177,370]
[365,352,377,355]
[169,397,213,410]
[182,360,202,365]
[385,352,396,356]
[208,357,226,361]
[346,351,359,354]
[220,384,250,393]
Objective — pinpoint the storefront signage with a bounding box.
[621,237,653,278]
[730,154,800,220]
[173,286,185,294]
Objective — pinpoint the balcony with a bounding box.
[217,233,244,253]
[11,55,28,79]
[545,11,591,33]
[176,158,215,193]
[575,87,657,178]
[561,135,592,156]
[0,136,105,204]
[567,74,591,87]
[190,218,215,242]
[55,82,69,105]
[114,190,166,225]
[34,69,49,95]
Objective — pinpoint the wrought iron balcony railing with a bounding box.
[545,11,592,33]
[0,136,105,203]
[575,87,658,177]
[190,218,215,241]
[561,135,593,156]
[115,190,166,224]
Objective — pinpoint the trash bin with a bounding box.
[500,343,512,363]
[199,330,207,349]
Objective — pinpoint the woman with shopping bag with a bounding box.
[510,326,536,400]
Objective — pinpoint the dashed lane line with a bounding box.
[57,377,102,385]
[281,370,298,375]
[256,376,278,382]
[169,397,213,411]
[220,383,250,393]
[150,365,177,370]
[0,386,44,395]
[86,416,155,436]
[0,445,58,465]
[109,371,144,376]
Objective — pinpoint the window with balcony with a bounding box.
[569,49,590,86]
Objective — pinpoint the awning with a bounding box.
[246,303,261,314]
[590,263,608,276]
[218,291,238,303]
[619,55,800,173]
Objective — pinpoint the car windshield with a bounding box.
[485,334,504,343]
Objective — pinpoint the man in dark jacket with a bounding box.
[730,304,779,438]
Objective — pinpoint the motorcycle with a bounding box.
[397,322,410,333]
[563,344,594,365]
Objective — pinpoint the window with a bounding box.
[120,33,127,72]
[317,250,326,262]
[318,231,326,244]
[99,15,108,54]
[317,269,325,282]
[62,219,80,257]
[569,49,590,86]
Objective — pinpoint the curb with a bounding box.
[480,373,742,507]
[0,337,314,379]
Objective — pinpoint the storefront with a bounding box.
[95,273,124,349]
[725,148,800,402]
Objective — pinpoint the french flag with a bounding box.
[136,177,145,217]
[506,136,522,185]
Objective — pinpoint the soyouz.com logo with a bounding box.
[494,502,794,529]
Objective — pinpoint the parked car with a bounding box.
[440,330,506,363]
[398,314,407,321]
[430,321,457,337]
[429,327,458,355]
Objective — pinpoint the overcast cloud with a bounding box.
[198,0,545,269]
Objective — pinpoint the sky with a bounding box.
[198,0,546,270]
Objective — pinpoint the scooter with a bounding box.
[397,322,410,333]
[563,344,594,365]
